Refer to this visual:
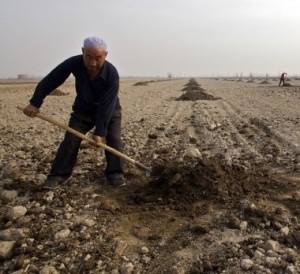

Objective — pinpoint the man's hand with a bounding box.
[93,135,104,146]
[23,104,39,117]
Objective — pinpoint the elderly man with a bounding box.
[23,36,124,189]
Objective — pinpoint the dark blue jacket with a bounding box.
[29,55,120,137]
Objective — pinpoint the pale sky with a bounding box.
[1,0,299,78]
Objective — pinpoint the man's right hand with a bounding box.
[93,135,104,146]
[23,104,39,117]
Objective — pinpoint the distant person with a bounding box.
[279,72,287,86]
[23,36,124,189]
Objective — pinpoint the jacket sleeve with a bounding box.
[29,58,73,108]
[94,79,119,137]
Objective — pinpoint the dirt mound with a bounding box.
[178,78,218,101]
[182,79,201,91]
[177,90,218,101]
[282,83,293,87]
[260,80,271,84]
[49,88,69,96]
[133,79,171,86]
[133,81,150,86]
[147,156,292,206]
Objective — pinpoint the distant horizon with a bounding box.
[1,73,299,81]
[1,69,298,80]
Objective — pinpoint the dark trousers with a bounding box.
[49,108,123,179]
[279,79,285,86]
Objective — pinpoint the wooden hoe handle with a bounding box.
[17,106,151,174]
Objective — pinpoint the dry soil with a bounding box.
[0,77,300,273]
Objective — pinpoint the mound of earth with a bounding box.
[178,78,218,101]
[181,85,203,91]
[282,83,293,87]
[260,80,271,84]
[49,89,69,96]
[133,81,149,86]
[177,90,218,101]
[182,78,201,88]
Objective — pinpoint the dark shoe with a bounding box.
[41,176,67,190]
[107,174,126,187]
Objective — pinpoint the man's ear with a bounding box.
[82,48,84,54]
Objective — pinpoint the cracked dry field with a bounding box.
[0,78,300,273]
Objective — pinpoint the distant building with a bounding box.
[18,74,29,79]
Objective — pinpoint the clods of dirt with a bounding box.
[144,156,295,208]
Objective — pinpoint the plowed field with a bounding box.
[0,78,299,273]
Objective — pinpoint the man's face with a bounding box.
[82,47,108,74]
